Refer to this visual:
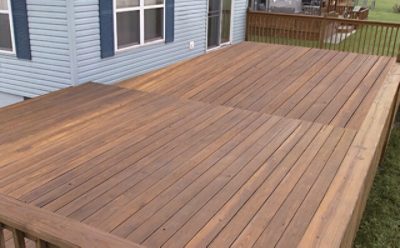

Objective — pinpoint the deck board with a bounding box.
[0,42,398,248]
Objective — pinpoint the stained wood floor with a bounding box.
[121,42,395,130]
[0,42,399,248]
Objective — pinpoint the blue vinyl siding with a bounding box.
[0,0,73,98]
[75,0,248,85]
[0,0,248,98]
[75,0,207,84]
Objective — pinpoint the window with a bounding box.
[0,0,14,52]
[115,0,164,51]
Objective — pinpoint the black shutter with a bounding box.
[99,0,115,58]
[10,0,31,60]
[165,0,174,43]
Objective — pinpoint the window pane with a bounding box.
[144,0,164,6]
[116,0,139,8]
[117,11,140,49]
[0,14,12,51]
[0,0,8,11]
[144,8,163,42]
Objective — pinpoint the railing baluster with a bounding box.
[304,18,309,46]
[253,14,256,41]
[342,22,348,52]
[382,26,389,56]
[372,25,379,55]
[247,14,250,41]
[376,25,384,55]
[328,20,333,50]
[277,16,281,44]
[397,36,400,62]
[353,23,357,52]
[362,23,366,54]
[348,22,353,52]
[260,14,263,42]
[286,17,290,45]
[334,20,339,50]
[318,19,322,49]
[290,17,294,45]
[12,229,26,248]
[387,27,394,56]
[289,17,292,46]
[362,24,368,54]
[249,14,253,41]
[262,14,266,43]
[367,25,373,55]
[253,14,256,42]
[273,15,277,44]
[309,19,314,48]
[392,27,399,57]
[266,15,269,43]
[280,17,284,45]
[36,239,48,248]
[293,18,300,46]
[251,14,255,42]
[0,225,5,248]
[280,16,284,44]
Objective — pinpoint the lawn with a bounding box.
[367,0,400,23]
[354,120,400,247]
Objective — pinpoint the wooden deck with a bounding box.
[121,42,396,130]
[0,42,399,248]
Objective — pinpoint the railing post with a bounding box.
[246,10,249,41]
[319,17,327,49]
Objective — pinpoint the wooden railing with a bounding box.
[0,194,143,248]
[247,11,400,62]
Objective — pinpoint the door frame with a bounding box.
[206,0,234,52]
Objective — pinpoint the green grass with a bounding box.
[354,121,400,248]
[367,0,400,23]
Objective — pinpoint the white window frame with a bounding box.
[114,0,165,52]
[0,0,16,54]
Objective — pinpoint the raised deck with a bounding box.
[0,42,399,248]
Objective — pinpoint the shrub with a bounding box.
[393,3,400,13]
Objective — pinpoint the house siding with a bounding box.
[0,0,248,99]
[232,0,248,43]
[75,0,248,85]
[0,0,73,98]
[0,91,24,108]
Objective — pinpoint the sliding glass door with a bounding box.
[207,0,232,49]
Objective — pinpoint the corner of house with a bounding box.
[67,0,79,86]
